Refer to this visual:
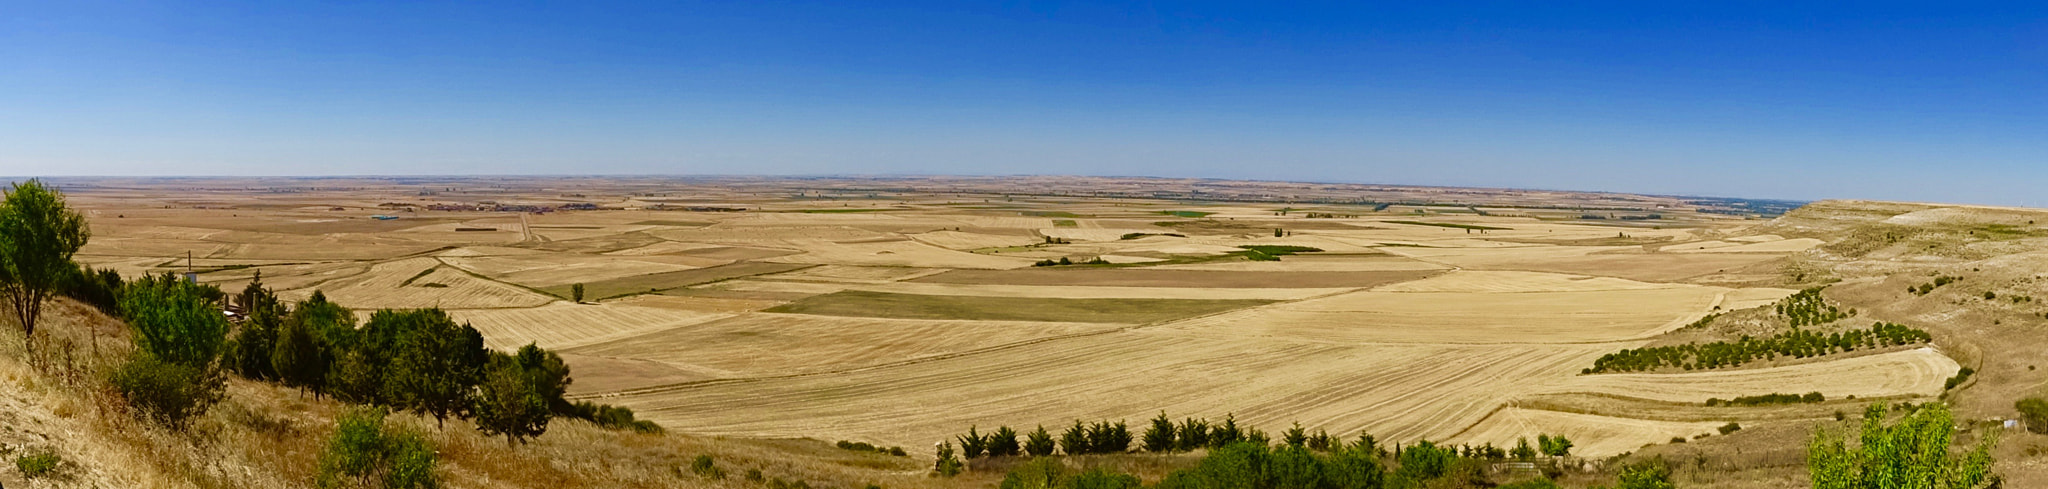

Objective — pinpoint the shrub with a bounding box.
[689,454,726,479]
[1945,367,1976,390]
[1608,458,1674,489]
[316,408,439,489]
[2017,397,2048,434]
[999,457,1065,489]
[1718,422,1743,435]
[14,448,61,479]
[1809,403,1995,489]
[110,354,226,430]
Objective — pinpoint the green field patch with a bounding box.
[541,262,813,300]
[1384,220,1511,231]
[1160,210,1214,218]
[1052,219,1078,227]
[764,290,1273,323]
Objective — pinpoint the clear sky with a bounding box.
[4,2,2047,205]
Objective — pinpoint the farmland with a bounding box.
[53,175,1985,466]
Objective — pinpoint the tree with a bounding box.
[1538,434,1572,457]
[1808,403,1996,489]
[1323,445,1385,489]
[229,272,283,380]
[1176,418,1211,451]
[472,349,553,446]
[1025,425,1057,457]
[1144,412,1178,452]
[1511,437,1536,460]
[112,273,230,429]
[384,309,490,428]
[571,283,584,303]
[276,292,353,399]
[1283,422,1309,447]
[988,426,1022,457]
[0,179,89,354]
[934,441,964,477]
[1060,420,1090,455]
[1269,445,1323,489]
[960,426,989,458]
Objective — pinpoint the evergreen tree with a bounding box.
[1024,425,1057,457]
[934,441,964,477]
[1143,412,1178,452]
[1176,418,1211,451]
[959,426,989,458]
[1060,420,1090,455]
[988,426,1022,457]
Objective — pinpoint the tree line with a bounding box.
[966,419,1613,489]
[1585,322,1932,374]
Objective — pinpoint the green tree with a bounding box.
[934,441,964,477]
[1176,418,1210,451]
[1144,412,1178,452]
[1283,422,1309,447]
[228,272,283,380]
[120,273,230,368]
[1025,425,1058,457]
[960,426,989,458]
[571,283,584,303]
[277,292,353,399]
[1511,437,1536,460]
[382,309,489,428]
[1060,420,1090,455]
[1323,446,1385,489]
[1268,445,1322,489]
[1538,434,1572,457]
[471,348,556,446]
[0,179,90,353]
[1808,403,1996,489]
[989,426,1022,457]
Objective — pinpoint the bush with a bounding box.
[110,354,227,430]
[689,454,726,479]
[1607,458,1674,489]
[2017,397,2048,434]
[565,401,664,433]
[1718,422,1743,435]
[14,448,61,479]
[316,408,439,489]
[1809,403,1995,489]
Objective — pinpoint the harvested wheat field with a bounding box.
[60,175,1987,484]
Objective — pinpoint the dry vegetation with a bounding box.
[26,175,2046,487]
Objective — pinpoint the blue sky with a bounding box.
[4,2,2048,204]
